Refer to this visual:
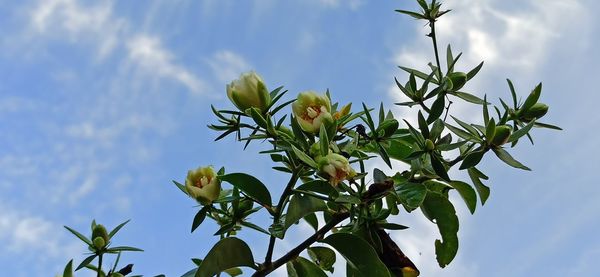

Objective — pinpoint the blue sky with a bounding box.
[0,0,598,276]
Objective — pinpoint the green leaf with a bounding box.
[304,213,319,231]
[420,192,459,268]
[446,44,454,73]
[508,119,536,143]
[322,233,390,277]
[427,95,446,124]
[108,219,131,239]
[451,116,479,136]
[76,254,97,271]
[468,167,490,205]
[485,118,496,141]
[249,107,268,129]
[107,246,144,253]
[287,256,328,277]
[431,154,450,181]
[444,123,475,141]
[284,193,327,232]
[307,246,336,273]
[466,61,484,80]
[224,267,243,277]
[319,125,329,157]
[521,83,542,113]
[506,79,518,109]
[219,173,273,207]
[377,223,409,230]
[395,182,427,211]
[64,226,92,247]
[459,149,485,170]
[181,268,197,277]
[196,237,256,277]
[394,9,427,19]
[399,66,439,84]
[296,180,338,198]
[191,206,210,233]
[417,111,429,138]
[534,122,563,130]
[335,195,361,205]
[492,148,531,170]
[63,259,74,277]
[240,221,270,235]
[449,181,477,214]
[362,103,376,132]
[451,91,486,105]
[173,180,187,195]
[292,145,318,168]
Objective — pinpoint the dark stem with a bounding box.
[429,19,444,80]
[97,254,103,277]
[263,173,299,265]
[252,212,350,277]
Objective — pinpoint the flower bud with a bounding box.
[292,91,333,133]
[226,71,271,113]
[447,72,468,91]
[92,224,109,249]
[109,273,125,277]
[521,103,548,121]
[185,166,221,205]
[376,119,399,138]
[93,237,106,249]
[238,198,254,214]
[317,153,357,186]
[424,139,435,151]
[490,125,511,146]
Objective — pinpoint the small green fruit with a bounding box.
[424,139,435,151]
[490,125,511,146]
[92,224,110,247]
[93,237,106,249]
[376,119,400,138]
[447,72,468,91]
[521,102,548,121]
[238,199,254,213]
[109,273,124,277]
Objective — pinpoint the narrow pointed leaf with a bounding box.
[492,148,531,170]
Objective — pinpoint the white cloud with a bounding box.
[127,35,207,94]
[208,50,252,84]
[30,0,125,60]
[314,0,364,10]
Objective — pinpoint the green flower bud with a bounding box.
[238,198,254,213]
[93,237,106,249]
[317,153,357,186]
[109,273,125,277]
[92,224,110,248]
[292,91,333,133]
[226,71,271,113]
[521,103,548,121]
[490,125,512,146]
[185,166,221,205]
[424,139,435,151]
[447,72,468,91]
[376,119,399,138]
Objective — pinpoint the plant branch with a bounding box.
[429,19,444,80]
[97,253,103,277]
[252,211,350,277]
[263,172,299,265]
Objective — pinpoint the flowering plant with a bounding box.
[61,1,559,276]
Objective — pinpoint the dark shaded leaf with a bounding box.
[219,173,273,207]
[323,233,390,277]
[196,237,256,277]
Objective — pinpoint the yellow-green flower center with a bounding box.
[303,105,327,122]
